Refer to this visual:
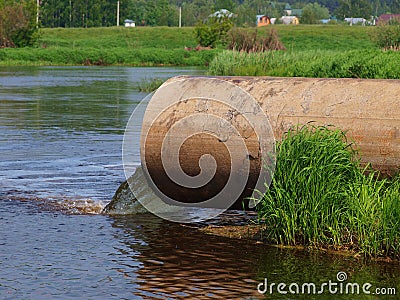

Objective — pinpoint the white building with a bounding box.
[124,19,135,27]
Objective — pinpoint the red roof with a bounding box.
[378,14,400,23]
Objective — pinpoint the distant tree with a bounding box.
[234,1,256,26]
[0,0,38,47]
[301,3,330,24]
[392,0,400,13]
[335,0,372,19]
[215,0,236,11]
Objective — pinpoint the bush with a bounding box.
[227,28,286,52]
[0,1,38,47]
[370,24,400,50]
[194,15,233,48]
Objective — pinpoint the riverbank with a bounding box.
[0,25,376,67]
[198,224,398,263]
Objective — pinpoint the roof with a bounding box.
[378,14,400,21]
[345,17,366,24]
[210,9,234,18]
[124,19,135,23]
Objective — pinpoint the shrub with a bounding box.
[370,24,400,51]
[194,15,233,48]
[227,28,286,52]
[0,1,38,47]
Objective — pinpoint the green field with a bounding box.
[0,25,380,67]
[0,27,216,66]
[208,25,400,79]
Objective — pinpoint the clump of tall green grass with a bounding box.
[136,77,165,92]
[255,125,400,258]
[208,49,400,78]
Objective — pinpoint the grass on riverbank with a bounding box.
[136,77,165,92]
[0,47,217,66]
[255,125,400,259]
[0,25,378,67]
[208,49,400,78]
[0,27,216,66]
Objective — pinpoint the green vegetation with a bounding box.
[0,25,381,67]
[300,3,330,24]
[255,125,400,258]
[136,77,165,92]
[0,27,217,66]
[194,14,234,48]
[208,49,400,78]
[0,0,38,47]
[38,0,400,29]
[0,47,217,67]
[40,26,196,49]
[371,24,400,50]
[276,25,375,51]
[209,25,400,79]
[227,28,286,52]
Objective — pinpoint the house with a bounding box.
[124,19,135,27]
[344,17,367,26]
[284,3,292,16]
[377,14,400,25]
[256,15,271,27]
[281,16,299,25]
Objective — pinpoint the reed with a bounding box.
[255,125,400,258]
[227,28,286,52]
[136,77,165,92]
[208,49,400,79]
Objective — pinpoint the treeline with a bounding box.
[38,0,400,28]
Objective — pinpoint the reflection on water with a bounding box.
[1,200,399,299]
[1,66,399,299]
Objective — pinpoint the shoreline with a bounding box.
[198,223,400,264]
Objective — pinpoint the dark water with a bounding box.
[1,66,399,299]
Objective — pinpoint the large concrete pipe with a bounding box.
[139,76,400,210]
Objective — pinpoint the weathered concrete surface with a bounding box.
[139,76,400,209]
[222,76,400,175]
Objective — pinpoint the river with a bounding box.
[0,66,399,299]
